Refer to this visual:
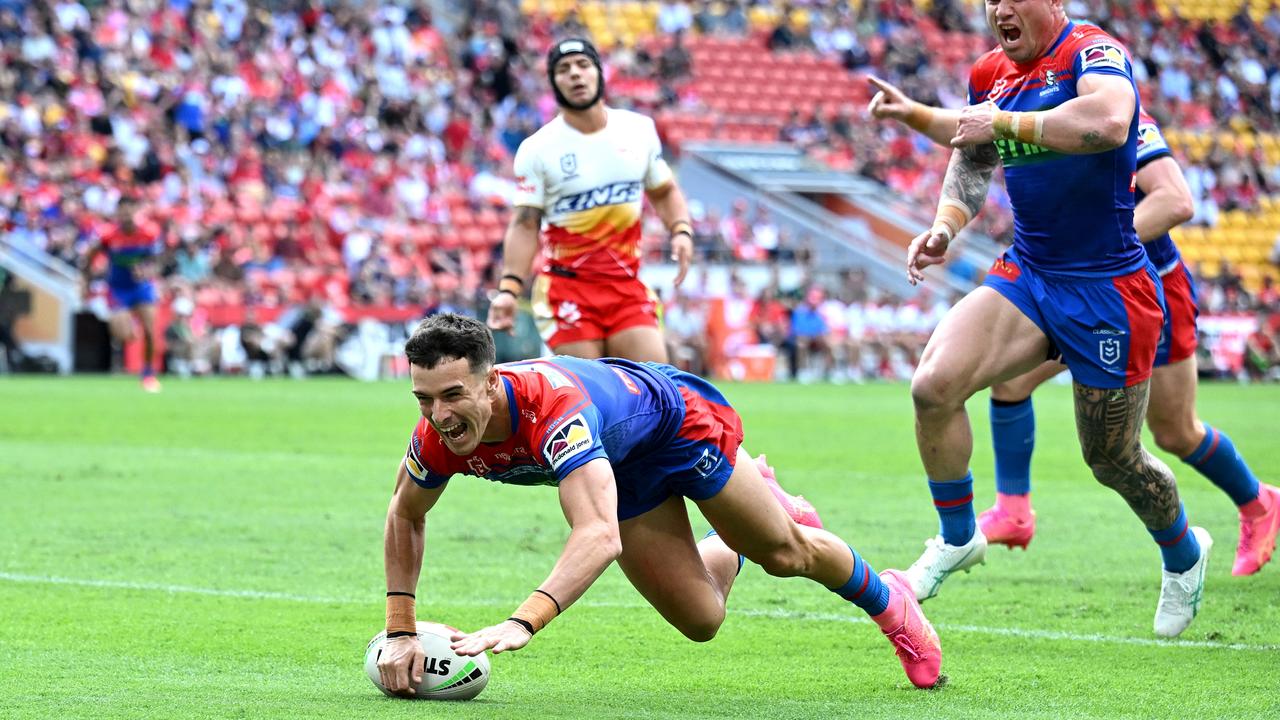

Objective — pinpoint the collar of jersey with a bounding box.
[503,374,519,435]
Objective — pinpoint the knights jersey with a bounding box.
[403,356,686,490]
[512,108,674,280]
[1134,109,1181,273]
[968,21,1145,278]
[101,219,162,289]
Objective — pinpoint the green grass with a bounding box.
[1,376,1278,719]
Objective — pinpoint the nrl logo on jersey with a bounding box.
[560,153,578,178]
[550,181,644,214]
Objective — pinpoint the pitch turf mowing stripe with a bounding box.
[3,570,1275,653]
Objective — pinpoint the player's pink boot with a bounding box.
[141,375,162,393]
[754,454,823,528]
[977,505,1035,550]
[1233,484,1280,576]
[875,569,942,689]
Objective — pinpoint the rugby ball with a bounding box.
[364,621,490,700]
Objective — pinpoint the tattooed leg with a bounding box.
[1073,380,1182,530]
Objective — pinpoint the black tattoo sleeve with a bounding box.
[940,144,999,219]
[1073,380,1182,530]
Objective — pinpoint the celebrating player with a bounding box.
[486,38,694,363]
[869,79,1280,574]
[376,314,942,693]
[881,0,1209,637]
[83,195,163,392]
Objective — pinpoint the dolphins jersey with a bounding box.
[512,108,674,279]
[969,21,1145,278]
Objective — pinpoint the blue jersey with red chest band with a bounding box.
[968,21,1145,278]
[1134,109,1182,273]
[403,356,691,490]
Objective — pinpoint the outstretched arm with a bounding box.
[450,457,621,656]
[866,76,960,148]
[378,463,447,696]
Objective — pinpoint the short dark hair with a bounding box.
[404,313,495,373]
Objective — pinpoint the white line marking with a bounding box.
[2,571,1274,652]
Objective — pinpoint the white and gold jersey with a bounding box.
[513,108,673,279]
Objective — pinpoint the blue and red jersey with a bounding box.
[968,21,1145,278]
[404,357,694,490]
[101,220,162,289]
[1134,109,1182,273]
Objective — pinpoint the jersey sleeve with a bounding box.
[534,391,608,482]
[1135,114,1172,168]
[403,419,452,489]
[512,138,546,210]
[642,117,674,190]
[1072,37,1133,81]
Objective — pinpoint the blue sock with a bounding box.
[828,546,890,616]
[1149,505,1201,573]
[929,474,976,545]
[1180,425,1260,507]
[990,397,1034,496]
[703,529,745,575]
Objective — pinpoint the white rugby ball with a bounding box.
[364,621,490,700]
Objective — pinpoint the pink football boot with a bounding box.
[876,569,943,689]
[1233,484,1280,576]
[755,454,823,528]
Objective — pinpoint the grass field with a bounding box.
[2,376,1278,719]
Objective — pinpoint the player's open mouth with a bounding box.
[440,422,467,442]
[999,25,1021,43]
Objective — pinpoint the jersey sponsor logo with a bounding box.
[1099,337,1122,365]
[549,181,644,215]
[496,452,512,462]
[1136,122,1169,161]
[543,413,593,469]
[560,153,578,178]
[611,366,641,395]
[994,138,1051,162]
[557,301,582,326]
[515,175,536,194]
[467,456,491,476]
[1080,43,1125,73]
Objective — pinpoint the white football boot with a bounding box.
[905,530,988,602]
[1154,526,1212,638]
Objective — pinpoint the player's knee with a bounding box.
[676,613,723,643]
[910,365,961,414]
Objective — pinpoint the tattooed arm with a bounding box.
[1073,380,1182,530]
[951,74,1136,154]
[906,142,999,284]
[488,206,543,331]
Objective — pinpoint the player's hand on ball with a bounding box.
[866,76,913,121]
[487,291,518,333]
[450,620,532,656]
[906,229,949,285]
[952,102,997,147]
[377,634,426,697]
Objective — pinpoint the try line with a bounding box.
[1,570,1273,653]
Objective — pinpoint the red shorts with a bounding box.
[1155,261,1199,367]
[531,271,659,348]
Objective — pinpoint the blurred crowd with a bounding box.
[1,0,1279,381]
